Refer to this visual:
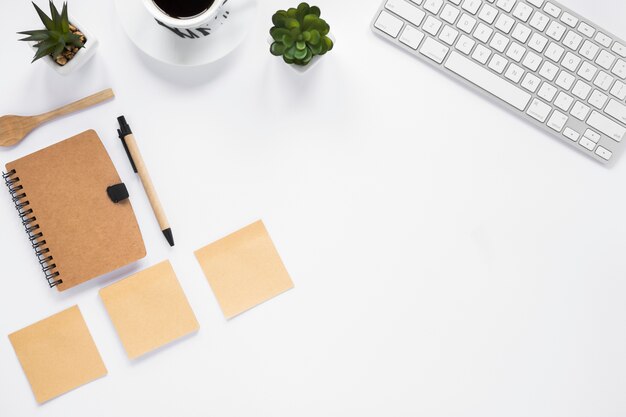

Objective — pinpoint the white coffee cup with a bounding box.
[143,0,225,30]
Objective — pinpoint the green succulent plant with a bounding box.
[18,1,84,63]
[270,2,333,66]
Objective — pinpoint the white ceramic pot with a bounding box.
[29,16,98,76]
[267,33,335,73]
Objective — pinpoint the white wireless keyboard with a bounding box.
[372,0,626,164]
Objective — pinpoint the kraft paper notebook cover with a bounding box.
[99,260,199,359]
[2,130,146,291]
[194,220,294,319]
[8,305,108,404]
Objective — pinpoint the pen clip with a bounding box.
[117,116,138,173]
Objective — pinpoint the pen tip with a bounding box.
[163,228,175,247]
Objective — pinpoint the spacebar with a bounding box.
[444,51,532,111]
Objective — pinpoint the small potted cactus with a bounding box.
[18,1,98,76]
[269,2,334,72]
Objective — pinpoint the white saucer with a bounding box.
[115,0,258,66]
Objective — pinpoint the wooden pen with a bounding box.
[117,116,174,247]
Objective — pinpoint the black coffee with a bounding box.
[153,0,215,19]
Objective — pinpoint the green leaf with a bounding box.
[309,41,322,55]
[323,35,334,52]
[51,42,65,58]
[282,33,294,47]
[270,27,290,41]
[294,46,307,60]
[302,14,318,31]
[32,2,55,31]
[17,30,51,42]
[286,7,297,18]
[283,54,294,64]
[296,40,306,50]
[31,39,57,62]
[61,2,69,32]
[284,45,296,60]
[309,29,321,45]
[272,10,287,27]
[67,33,83,47]
[284,17,300,30]
[49,1,62,32]
[295,2,310,22]
[302,31,311,42]
[270,42,285,56]
[309,6,321,17]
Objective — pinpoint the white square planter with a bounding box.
[28,16,98,76]
[268,33,334,73]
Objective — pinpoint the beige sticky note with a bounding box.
[194,220,294,319]
[99,260,199,359]
[8,306,107,404]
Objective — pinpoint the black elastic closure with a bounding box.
[107,183,129,203]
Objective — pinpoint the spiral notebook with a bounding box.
[2,130,146,291]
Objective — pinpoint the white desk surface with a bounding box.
[2,0,626,415]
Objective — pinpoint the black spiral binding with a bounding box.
[3,170,62,288]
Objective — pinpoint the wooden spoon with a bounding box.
[0,88,115,147]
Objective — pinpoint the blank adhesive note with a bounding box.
[194,220,294,319]
[99,260,199,359]
[8,306,107,404]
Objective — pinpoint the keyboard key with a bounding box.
[478,4,498,24]
[441,4,461,24]
[539,61,559,81]
[578,61,598,82]
[423,0,444,14]
[578,22,595,38]
[504,63,524,83]
[457,13,477,33]
[399,25,425,49]
[512,2,532,22]
[456,34,476,54]
[488,53,508,73]
[490,33,509,53]
[409,0,424,4]
[589,90,608,109]
[612,59,626,79]
[506,42,526,62]
[419,37,450,63]
[522,51,542,71]
[424,16,443,35]
[386,0,426,26]
[462,0,481,14]
[543,2,561,18]
[375,11,404,37]
[595,146,612,160]
[560,12,578,28]
[563,127,580,141]
[444,51,532,110]
[612,42,626,58]
[529,33,548,53]
[562,31,583,50]
[538,82,557,101]
[474,23,493,43]
[610,80,626,100]
[596,50,616,70]
[547,110,568,132]
[554,91,574,111]
[572,80,592,100]
[439,25,459,45]
[527,0,543,7]
[527,98,552,122]
[512,23,531,43]
[588,111,626,142]
[529,11,549,31]
[570,101,590,120]
[496,0,515,13]
[605,99,626,124]
[561,52,581,72]
[580,40,600,60]
[595,32,612,48]
[494,14,514,33]
[555,71,575,90]
[579,136,596,151]
[544,42,564,62]
[521,73,541,92]
[546,21,566,41]
[584,129,601,143]
[594,71,614,91]
[472,44,492,64]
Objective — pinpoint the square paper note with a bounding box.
[194,220,294,319]
[9,305,107,404]
[99,260,199,359]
